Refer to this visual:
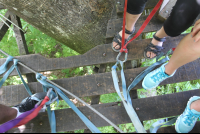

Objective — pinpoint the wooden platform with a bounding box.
[1,34,184,77]
[7,89,200,133]
[1,57,200,107]
[1,1,200,133]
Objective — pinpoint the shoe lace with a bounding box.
[183,108,200,126]
[20,97,38,112]
[151,70,168,83]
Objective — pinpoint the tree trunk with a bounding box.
[0,0,115,54]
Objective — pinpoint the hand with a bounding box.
[191,19,200,43]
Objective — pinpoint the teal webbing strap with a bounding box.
[36,73,101,133]
[0,62,15,88]
[127,56,169,92]
[42,86,57,133]
[150,117,177,133]
[13,59,32,96]
[0,56,13,75]
[112,51,172,133]
[112,62,147,133]
[0,58,32,96]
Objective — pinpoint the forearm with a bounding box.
[0,104,17,124]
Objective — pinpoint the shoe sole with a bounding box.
[175,115,182,133]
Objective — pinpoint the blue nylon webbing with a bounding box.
[150,117,177,133]
[42,87,57,133]
[112,62,147,133]
[0,58,32,96]
[0,56,13,75]
[112,51,173,133]
[13,59,32,96]
[36,73,101,133]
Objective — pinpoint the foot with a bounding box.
[12,92,46,117]
[144,33,165,59]
[112,28,135,52]
[175,96,200,133]
[142,63,176,90]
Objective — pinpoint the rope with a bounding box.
[0,13,25,33]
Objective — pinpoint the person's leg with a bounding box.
[165,33,200,75]
[191,99,200,111]
[145,0,200,59]
[0,104,17,124]
[112,0,147,51]
[142,31,200,89]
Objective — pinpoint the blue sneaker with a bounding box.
[175,96,200,133]
[142,63,176,90]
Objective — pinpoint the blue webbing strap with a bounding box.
[36,73,101,133]
[112,50,172,133]
[150,117,178,133]
[42,86,58,133]
[13,59,32,96]
[0,56,13,75]
[112,62,147,133]
[0,58,32,96]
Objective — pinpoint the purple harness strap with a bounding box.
[0,105,38,133]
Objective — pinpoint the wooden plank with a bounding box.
[90,64,107,105]
[125,61,138,100]
[116,0,159,16]
[0,11,11,41]
[1,34,184,77]
[11,14,29,55]
[157,0,177,21]
[11,13,37,83]
[8,89,200,133]
[1,57,200,107]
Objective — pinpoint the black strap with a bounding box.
[125,27,135,35]
[144,43,164,55]
[153,33,166,42]
[113,33,128,49]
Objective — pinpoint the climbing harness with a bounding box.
[0,49,124,133]
[112,0,178,133]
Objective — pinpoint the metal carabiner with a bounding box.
[116,51,128,63]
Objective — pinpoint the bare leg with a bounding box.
[146,26,168,58]
[191,100,200,112]
[0,104,17,124]
[165,33,200,75]
[113,12,142,49]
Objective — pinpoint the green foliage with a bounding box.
[100,93,121,103]
[51,100,70,110]
[97,126,117,133]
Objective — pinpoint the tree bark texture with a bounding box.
[0,0,115,54]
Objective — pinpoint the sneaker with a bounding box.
[12,92,46,117]
[175,96,200,133]
[142,63,176,90]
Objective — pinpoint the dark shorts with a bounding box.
[127,0,200,37]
